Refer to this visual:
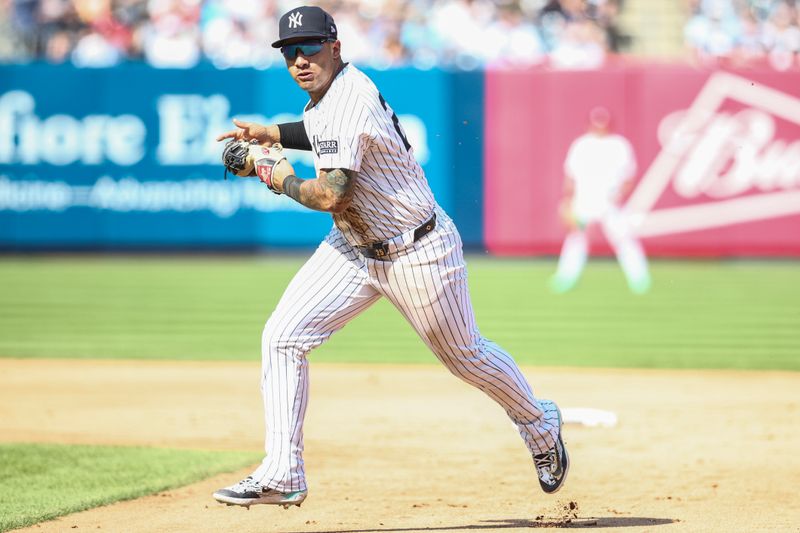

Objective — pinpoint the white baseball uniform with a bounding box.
[553,131,650,293]
[250,64,560,492]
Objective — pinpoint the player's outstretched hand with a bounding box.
[216,119,278,145]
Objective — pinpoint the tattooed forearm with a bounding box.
[283,168,355,213]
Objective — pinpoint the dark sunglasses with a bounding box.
[280,39,332,59]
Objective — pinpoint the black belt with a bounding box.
[356,213,437,259]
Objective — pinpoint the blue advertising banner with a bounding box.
[0,64,466,250]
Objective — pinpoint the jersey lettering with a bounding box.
[378,93,411,152]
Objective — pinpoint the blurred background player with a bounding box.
[550,106,651,294]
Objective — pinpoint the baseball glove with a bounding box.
[221,140,290,194]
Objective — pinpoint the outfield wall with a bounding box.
[1,64,798,256]
[0,65,484,250]
[484,65,800,257]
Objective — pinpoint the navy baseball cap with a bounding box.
[271,6,338,48]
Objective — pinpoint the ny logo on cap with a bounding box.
[288,12,303,28]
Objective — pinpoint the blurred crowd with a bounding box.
[685,0,800,69]
[0,0,629,69]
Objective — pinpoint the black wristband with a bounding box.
[282,175,303,202]
[277,121,312,151]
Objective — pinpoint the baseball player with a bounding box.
[550,106,651,294]
[212,5,568,509]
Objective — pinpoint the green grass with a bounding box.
[0,256,798,370]
[0,443,260,533]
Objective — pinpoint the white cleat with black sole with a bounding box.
[533,399,570,494]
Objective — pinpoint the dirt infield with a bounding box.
[2,359,799,532]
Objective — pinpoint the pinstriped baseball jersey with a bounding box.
[245,61,565,498]
[214,6,569,506]
[302,64,435,246]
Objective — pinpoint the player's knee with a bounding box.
[262,319,319,361]
[442,336,513,367]
[441,357,491,389]
[262,321,300,357]
[435,341,486,370]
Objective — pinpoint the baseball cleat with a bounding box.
[533,400,570,494]
[213,476,307,508]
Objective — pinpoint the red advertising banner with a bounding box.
[484,66,800,256]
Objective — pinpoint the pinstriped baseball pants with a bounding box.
[251,208,559,492]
